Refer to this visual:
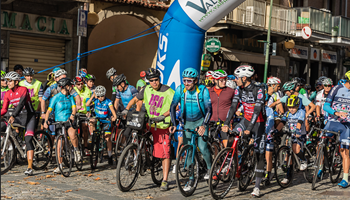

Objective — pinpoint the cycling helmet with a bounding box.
[318,76,327,83]
[182,68,198,78]
[23,67,35,76]
[345,70,350,81]
[338,79,347,85]
[146,68,161,80]
[86,74,96,81]
[106,68,117,79]
[140,71,146,78]
[227,75,236,80]
[321,78,333,86]
[226,80,237,89]
[212,69,227,79]
[52,67,61,73]
[282,81,296,91]
[267,77,281,85]
[292,77,305,85]
[203,79,215,87]
[54,69,67,78]
[95,85,106,97]
[205,71,214,78]
[14,64,24,71]
[305,84,311,90]
[113,74,127,86]
[57,78,74,88]
[73,76,84,84]
[1,70,6,80]
[286,95,300,107]
[79,68,88,78]
[4,71,21,81]
[234,65,255,78]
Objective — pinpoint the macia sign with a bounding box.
[1,11,73,37]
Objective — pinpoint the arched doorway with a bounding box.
[87,14,158,98]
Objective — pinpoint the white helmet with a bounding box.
[54,69,67,78]
[234,65,255,78]
[226,80,237,89]
[321,78,333,86]
[212,70,228,79]
[106,68,117,79]
[205,71,214,77]
[4,71,21,81]
[267,77,281,85]
[95,85,106,97]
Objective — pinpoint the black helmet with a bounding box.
[14,64,24,71]
[23,67,35,76]
[146,68,160,80]
[113,74,126,86]
[57,78,74,88]
[305,84,311,90]
[86,74,96,81]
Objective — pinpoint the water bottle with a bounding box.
[96,120,101,131]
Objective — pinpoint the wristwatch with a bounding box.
[41,111,45,114]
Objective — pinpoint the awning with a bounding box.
[221,47,286,67]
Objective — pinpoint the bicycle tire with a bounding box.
[148,138,163,185]
[210,141,221,159]
[90,133,100,169]
[329,144,342,183]
[175,144,199,197]
[75,134,84,171]
[56,135,73,177]
[275,145,294,188]
[209,147,237,199]
[238,144,255,191]
[312,145,323,190]
[116,143,140,192]
[115,129,127,160]
[32,130,52,170]
[303,143,316,183]
[1,137,17,175]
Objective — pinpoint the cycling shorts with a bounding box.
[147,124,170,159]
[176,124,183,138]
[266,133,274,152]
[12,113,35,137]
[324,121,350,149]
[291,134,306,146]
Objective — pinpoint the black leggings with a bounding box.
[14,114,36,151]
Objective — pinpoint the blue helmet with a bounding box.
[52,67,61,73]
[338,79,346,86]
[182,68,198,78]
[227,75,236,80]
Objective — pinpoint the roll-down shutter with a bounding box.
[9,34,66,82]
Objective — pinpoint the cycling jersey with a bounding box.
[171,84,212,126]
[48,93,76,122]
[1,86,9,106]
[19,79,43,110]
[74,85,92,114]
[281,109,307,135]
[323,85,350,123]
[265,106,274,134]
[208,86,235,122]
[88,85,96,94]
[267,90,283,107]
[299,88,308,98]
[92,98,113,119]
[224,83,265,132]
[1,86,35,117]
[315,89,328,116]
[309,91,317,102]
[42,83,78,101]
[115,85,138,109]
[280,93,311,110]
[136,79,147,91]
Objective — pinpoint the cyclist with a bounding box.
[136,71,147,91]
[19,67,43,111]
[86,74,96,93]
[208,69,235,147]
[305,84,312,98]
[203,79,215,89]
[310,79,324,102]
[106,68,118,102]
[78,68,88,82]
[205,71,214,88]
[43,78,81,173]
[1,72,36,176]
[41,67,61,92]
[124,68,174,191]
[74,76,92,156]
[1,70,9,106]
[338,79,346,86]
[14,64,24,79]
[113,74,138,112]
[293,77,308,98]
[267,77,284,114]
[315,78,333,123]
[222,65,266,197]
[323,70,350,188]
[169,67,212,192]
[226,75,237,90]
[86,86,117,165]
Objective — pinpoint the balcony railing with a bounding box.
[332,16,350,38]
[267,2,297,35]
[294,7,332,34]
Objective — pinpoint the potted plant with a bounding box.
[332,26,339,36]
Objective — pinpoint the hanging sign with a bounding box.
[201,54,211,70]
[205,38,221,53]
[301,26,312,40]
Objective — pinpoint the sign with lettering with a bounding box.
[290,45,308,60]
[1,10,73,37]
[77,9,88,37]
[321,50,337,64]
[310,48,320,61]
[205,38,221,52]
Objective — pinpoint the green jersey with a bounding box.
[19,79,42,110]
[74,85,92,114]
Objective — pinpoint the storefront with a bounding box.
[321,50,337,82]
[289,45,309,81]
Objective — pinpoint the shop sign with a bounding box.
[201,54,211,69]
[205,38,221,53]
[343,58,350,67]
[321,50,337,64]
[310,48,320,61]
[1,10,73,37]
[290,45,308,60]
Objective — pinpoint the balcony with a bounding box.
[294,7,332,35]
[332,16,350,38]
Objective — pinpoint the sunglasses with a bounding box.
[5,79,13,82]
[323,85,332,87]
[149,78,159,83]
[218,79,227,82]
[75,83,83,86]
[97,95,104,98]
[182,79,194,84]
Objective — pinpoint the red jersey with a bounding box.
[1,86,35,116]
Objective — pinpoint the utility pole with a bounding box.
[263,0,274,83]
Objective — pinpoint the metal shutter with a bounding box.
[9,34,65,82]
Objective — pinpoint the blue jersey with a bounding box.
[323,85,350,123]
[115,85,138,109]
[92,98,113,119]
[265,106,274,134]
[42,83,78,101]
[48,93,76,122]
[281,109,306,135]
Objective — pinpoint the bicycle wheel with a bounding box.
[209,147,237,200]
[90,133,100,169]
[56,135,73,177]
[115,130,127,160]
[75,134,84,171]
[238,144,256,191]
[116,143,140,192]
[312,145,324,190]
[148,139,163,185]
[210,141,221,159]
[329,144,342,183]
[175,144,199,197]
[303,143,316,183]
[275,146,294,188]
[1,136,16,175]
[32,131,52,170]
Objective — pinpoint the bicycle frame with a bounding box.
[1,124,26,159]
[217,135,240,178]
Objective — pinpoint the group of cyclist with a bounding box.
[1,63,350,197]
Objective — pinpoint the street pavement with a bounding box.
[1,158,350,200]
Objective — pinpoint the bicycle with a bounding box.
[113,113,128,161]
[75,113,89,170]
[208,120,225,151]
[311,127,342,190]
[52,120,82,177]
[1,119,52,175]
[274,131,316,188]
[208,130,256,199]
[115,118,165,192]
